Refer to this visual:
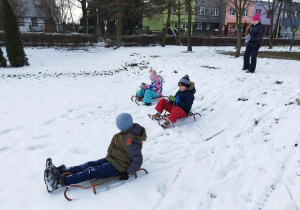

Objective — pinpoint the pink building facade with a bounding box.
[223,0,254,36]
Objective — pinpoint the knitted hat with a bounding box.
[116,113,133,131]
[178,75,190,87]
[149,69,158,80]
[252,13,261,21]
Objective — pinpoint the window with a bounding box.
[281,26,287,31]
[243,9,248,16]
[284,11,288,18]
[196,22,203,29]
[185,6,188,14]
[206,23,210,30]
[18,17,25,26]
[295,11,298,18]
[171,6,176,14]
[266,10,270,18]
[199,7,205,15]
[213,8,219,16]
[183,23,188,29]
[230,8,235,16]
[31,18,38,26]
[256,9,261,14]
[175,22,178,28]
[232,24,236,30]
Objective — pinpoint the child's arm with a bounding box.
[176,94,194,111]
[125,139,143,175]
[145,78,163,91]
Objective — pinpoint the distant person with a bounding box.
[150,75,196,128]
[137,69,164,106]
[242,13,265,73]
[44,113,147,192]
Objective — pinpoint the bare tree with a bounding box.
[185,0,193,51]
[34,0,61,32]
[259,0,281,49]
[227,0,253,57]
[10,0,28,18]
[283,0,300,51]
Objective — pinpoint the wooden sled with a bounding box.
[63,168,148,201]
[149,111,201,127]
[131,95,168,106]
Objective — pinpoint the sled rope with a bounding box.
[64,168,148,201]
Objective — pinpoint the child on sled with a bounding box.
[136,69,164,106]
[151,75,196,128]
[44,113,147,192]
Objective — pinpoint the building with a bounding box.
[193,0,226,37]
[280,2,300,39]
[142,1,195,36]
[16,0,59,32]
[223,0,254,36]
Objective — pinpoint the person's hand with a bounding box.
[175,96,180,104]
[140,82,146,89]
[169,95,175,102]
[118,171,129,180]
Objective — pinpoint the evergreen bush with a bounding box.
[2,0,29,67]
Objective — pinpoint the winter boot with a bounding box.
[143,103,152,106]
[44,168,65,193]
[152,113,161,121]
[46,158,66,176]
[161,119,171,128]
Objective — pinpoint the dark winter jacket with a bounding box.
[174,82,196,115]
[248,22,265,48]
[106,123,147,175]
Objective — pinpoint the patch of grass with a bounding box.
[220,51,300,60]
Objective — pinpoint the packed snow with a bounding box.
[0,45,300,210]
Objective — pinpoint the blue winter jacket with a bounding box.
[248,22,265,48]
[174,82,196,115]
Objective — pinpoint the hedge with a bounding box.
[0,32,95,47]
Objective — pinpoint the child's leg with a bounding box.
[65,158,109,174]
[64,159,119,186]
[155,99,173,114]
[136,89,145,97]
[168,107,187,123]
[143,90,158,103]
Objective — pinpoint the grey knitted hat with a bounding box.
[178,75,190,87]
[116,113,133,131]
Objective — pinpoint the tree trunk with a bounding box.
[177,0,181,46]
[235,10,242,57]
[268,2,275,49]
[116,0,122,48]
[162,0,171,47]
[273,1,283,39]
[290,33,295,51]
[186,0,192,52]
[81,0,88,33]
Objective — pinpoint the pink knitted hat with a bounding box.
[252,13,261,21]
[149,69,158,80]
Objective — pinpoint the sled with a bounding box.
[131,95,168,106]
[63,168,148,201]
[148,111,201,128]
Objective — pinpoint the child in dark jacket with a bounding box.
[44,113,147,193]
[136,69,164,106]
[152,75,196,128]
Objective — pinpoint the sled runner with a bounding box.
[148,111,201,128]
[131,95,168,106]
[63,168,148,201]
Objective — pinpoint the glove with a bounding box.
[139,82,146,89]
[169,95,175,103]
[118,171,129,180]
[175,96,180,104]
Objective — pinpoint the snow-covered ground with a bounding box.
[0,45,300,210]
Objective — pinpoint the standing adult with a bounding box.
[243,13,265,73]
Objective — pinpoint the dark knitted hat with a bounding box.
[116,113,133,131]
[178,75,190,87]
